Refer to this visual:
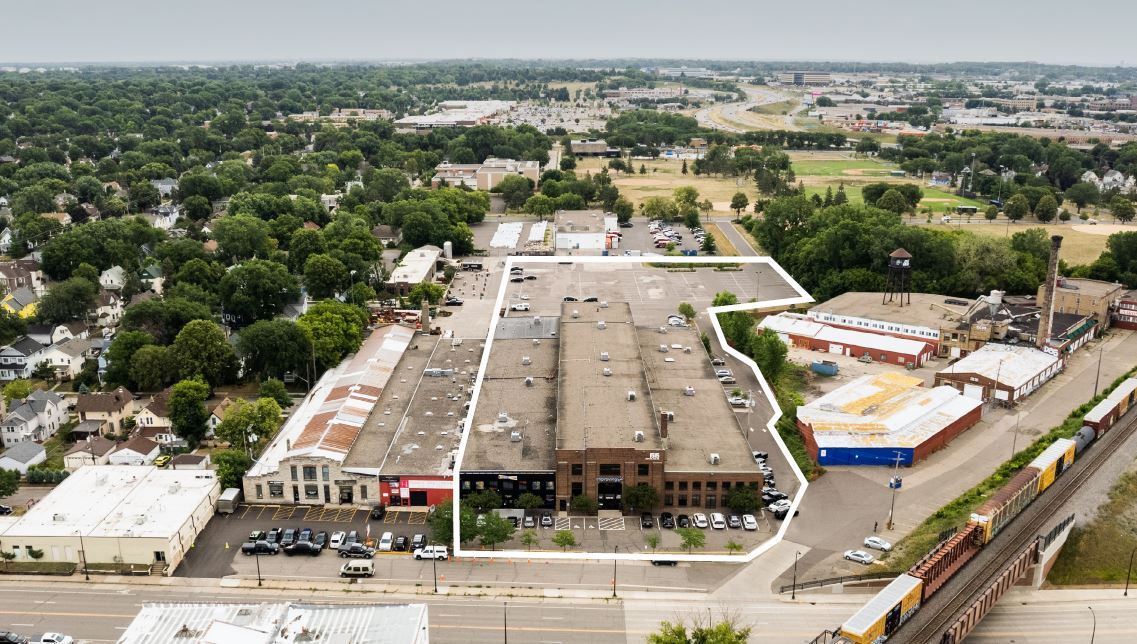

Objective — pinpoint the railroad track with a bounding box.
[894,408,1137,644]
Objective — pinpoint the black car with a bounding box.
[0,631,28,644]
[583,296,599,302]
[284,542,317,556]
[727,515,743,529]
[280,528,298,547]
[265,527,282,544]
[445,298,463,306]
[524,275,537,280]
[298,528,313,544]
[677,514,691,528]
[660,512,675,529]
[0,505,11,515]
[510,276,524,283]
[563,296,577,302]
[650,560,678,566]
[774,508,799,521]
[370,505,386,520]
[640,512,654,529]
[338,542,375,558]
[242,540,280,556]
[618,222,634,228]
[313,531,328,550]
[393,535,409,552]
[411,534,427,550]
[507,516,519,527]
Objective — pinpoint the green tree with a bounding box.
[520,529,539,551]
[875,188,909,215]
[645,533,660,553]
[167,320,238,386]
[724,486,760,514]
[213,450,253,489]
[1065,182,1100,212]
[405,282,446,306]
[701,234,718,254]
[613,197,634,224]
[677,302,696,322]
[303,253,349,299]
[219,259,299,325]
[725,540,743,555]
[236,319,311,380]
[648,620,751,644]
[642,196,679,221]
[1034,194,1058,223]
[514,492,544,510]
[569,494,598,515]
[524,194,556,221]
[496,175,533,210]
[216,397,282,451]
[181,195,213,221]
[749,329,788,384]
[429,499,478,546]
[36,278,98,324]
[0,311,27,347]
[478,513,516,550]
[681,160,688,175]
[465,489,502,513]
[712,291,738,307]
[985,205,999,221]
[259,378,292,409]
[553,530,577,551]
[121,297,212,345]
[623,483,660,512]
[1004,193,1030,222]
[730,192,749,215]
[1111,196,1135,223]
[72,262,99,284]
[0,469,20,497]
[168,377,210,444]
[2,380,33,404]
[213,215,274,263]
[676,527,706,553]
[559,156,576,171]
[297,301,367,371]
[129,345,171,392]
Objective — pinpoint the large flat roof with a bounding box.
[762,312,930,355]
[388,246,441,284]
[938,344,1060,389]
[810,291,974,329]
[557,302,661,451]
[1055,278,1124,298]
[0,466,218,539]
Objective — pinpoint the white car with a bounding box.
[413,545,449,560]
[767,499,792,513]
[728,397,750,408]
[691,513,709,528]
[518,294,529,300]
[40,635,74,644]
[844,550,875,565]
[715,369,732,378]
[510,303,530,311]
[742,514,758,531]
[329,531,346,550]
[864,536,892,552]
[709,512,727,529]
[378,531,394,551]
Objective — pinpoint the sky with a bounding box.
[1,0,1134,67]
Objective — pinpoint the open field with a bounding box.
[749,98,798,115]
[917,222,1109,264]
[793,156,987,214]
[792,158,898,176]
[1047,469,1137,585]
[576,156,753,215]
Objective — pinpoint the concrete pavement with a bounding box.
[714,221,759,257]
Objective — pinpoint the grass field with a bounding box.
[918,222,1109,265]
[750,98,798,115]
[1047,469,1137,585]
[792,158,898,176]
[576,156,754,214]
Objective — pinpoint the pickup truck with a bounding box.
[241,540,280,556]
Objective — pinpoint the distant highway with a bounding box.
[695,85,802,133]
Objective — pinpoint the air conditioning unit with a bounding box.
[627,390,637,401]
[524,377,534,387]
[683,386,696,396]
[709,453,720,465]
[533,339,540,345]
[683,346,692,353]
[658,326,667,334]
[597,321,606,329]
[510,431,522,442]
[497,412,509,424]
[633,431,645,442]
[521,356,531,365]
[602,368,612,377]
[600,351,610,361]
[600,301,609,308]
[659,344,669,353]
[662,410,675,421]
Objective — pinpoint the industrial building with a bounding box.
[1041,277,1124,329]
[0,466,219,575]
[431,157,541,191]
[118,602,429,644]
[796,372,984,466]
[806,292,973,356]
[461,302,762,512]
[934,344,1063,403]
[393,100,514,132]
[777,71,832,86]
[553,210,620,254]
[386,245,444,295]
[761,312,935,367]
[1114,289,1137,330]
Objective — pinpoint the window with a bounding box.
[360,486,367,500]
[462,480,471,490]
[475,480,485,490]
[664,481,674,491]
[290,465,298,481]
[678,494,687,507]
[599,464,621,476]
[722,481,731,491]
[571,464,583,476]
[302,466,317,481]
[255,484,263,500]
[664,493,673,506]
[503,480,514,491]
[691,494,700,507]
[304,485,319,499]
[706,494,717,509]
[571,482,583,497]
[692,482,701,491]
[268,482,283,498]
[637,464,649,476]
[321,465,330,481]
[679,481,688,491]
[531,481,542,491]
[706,481,717,491]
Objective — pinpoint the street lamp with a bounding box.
[503,601,509,644]
[1125,546,1136,597]
[77,530,89,581]
[612,546,619,598]
[431,541,439,594]
[1088,606,1096,644]
[255,550,262,586]
[791,550,801,600]
[886,451,903,531]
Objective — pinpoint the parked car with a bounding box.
[540,514,554,527]
[370,505,386,520]
[265,527,282,544]
[719,376,737,385]
[297,528,313,544]
[248,530,266,542]
[313,531,328,550]
[563,296,577,302]
[677,514,691,528]
[391,535,408,552]
[742,514,758,531]
[844,550,875,565]
[583,296,599,302]
[640,512,654,529]
[522,515,536,528]
[241,540,279,556]
[284,542,318,556]
[280,528,297,547]
[650,560,678,566]
[715,369,732,378]
[510,276,524,283]
[727,515,743,529]
[445,297,463,306]
[660,512,675,529]
[345,530,359,545]
[767,499,792,513]
[863,536,893,552]
[377,531,394,551]
[329,531,346,550]
[0,632,27,644]
[752,451,768,462]
[618,221,633,228]
[153,454,171,468]
[339,560,374,578]
[709,513,727,529]
[38,635,72,644]
[728,397,750,408]
[411,534,427,551]
[414,545,449,560]
[692,513,709,528]
[339,542,376,559]
[510,303,530,311]
[524,275,537,281]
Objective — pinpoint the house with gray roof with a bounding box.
[0,335,47,380]
[1,389,66,447]
[0,441,46,475]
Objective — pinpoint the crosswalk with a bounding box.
[598,517,626,531]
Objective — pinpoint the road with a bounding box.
[695,85,802,133]
[714,221,758,256]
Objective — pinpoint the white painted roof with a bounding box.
[0,466,217,539]
[387,246,441,284]
[842,574,922,636]
[939,343,1060,389]
[1085,378,1137,423]
[761,312,929,356]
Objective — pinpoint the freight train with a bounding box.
[831,377,1137,644]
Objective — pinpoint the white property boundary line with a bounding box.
[452,255,814,562]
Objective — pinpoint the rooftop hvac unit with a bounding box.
[659,344,669,353]
[135,515,146,525]
[683,386,695,396]
[510,431,522,442]
[52,513,66,522]
[497,412,509,424]
[602,367,612,376]
[633,431,645,442]
[683,346,692,353]
[658,326,667,334]
[600,301,608,308]
[627,390,637,401]
[521,356,531,365]
[524,377,534,387]
[533,339,541,345]
[600,351,609,361]
[572,309,580,319]
[168,482,181,494]
[597,321,606,329]
[709,453,720,465]
[662,410,675,421]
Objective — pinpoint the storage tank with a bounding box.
[443,241,453,259]
[1072,426,1096,454]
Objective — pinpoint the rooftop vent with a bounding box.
[524,377,534,387]
[497,412,509,424]
[602,367,612,376]
[709,453,720,465]
[533,339,540,345]
[627,390,637,401]
[600,301,608,308]
[658,326,667,334]
[683,386,695,396]
[521,356,531,365]
[597,321,606,329]
[510,431,522,442]
[633,431,645,442]
[572,309,580,319]
[52,513,66,522]
[662,410,675,421]
[532,315,541,325]
[659,344,669,353]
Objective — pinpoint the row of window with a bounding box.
[814,314,939,339]
[665,493,722,509]
[568,463,651,476]
[255,482,367,500]
[664,480,753,492]
[290,464,331,482]
[463,479,554,492]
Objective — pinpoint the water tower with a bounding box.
[883,248,912,306]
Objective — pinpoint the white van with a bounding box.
[710,512,727,530]
[340,560,375,578]
[510,303,530,312]
[378,531,394,551]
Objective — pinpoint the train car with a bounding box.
[838,574,923,644]
[1072,426,1097,454]
[909,524,982,599]
[1028,438,1076,493]
[968,467,1041,544]
[1084,378,1137,434]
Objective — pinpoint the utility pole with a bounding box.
[611,546,618,598]
[886,451,903,531]
[503,601,508,644]
[1093,346,1104,397]
[1125,546,1135,597]
[1010,412,1022,460]
[791,550,800,600]
[255,550,262,586]
[1088,606,1096,644]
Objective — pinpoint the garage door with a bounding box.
[828,344,844,355]
[963,384,984,400]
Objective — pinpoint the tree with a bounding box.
[524,194,556,221]
[559,156,576,171]
[729,192,749,215]
[213,450,253,489]
[219,259,299,325]
[36,278,98,324]
[405,282,446,307]
[1065,182,1100,212]
[681,160,688,175]
[465,489,502,514]
[623,483,660,512]
[496,175,533,210]
[701,234,718,254]
[1111,196,1135,223]
[553,530,577,551]
[1034,194,1058,223]
[677,302,696,322]
[181,195,212,221]
[303,253,349,299]
[520,530,539,551]
[724,486,760,514]
[259,378,292,409]
[676,527,705,553]
[570,494,598,515]
[749,329,788,384]
[725,539,743,555]
[72,262,99,284]
[216,397,282,451]
[875,189,909,215]
[514,492,544,510]
[642,196,679,221]
[834,185,849,205]
[129,345,171,392]
[645,533,660,553]
[121,297,212,345]
[478,513,515,550]
[0,469,19,497]
[168,377,210,444]
[429,499,478,546]
[648,619,751,644]
[213,215,274,263]
[985,205,999,221]
[167,320,238,386]
[2,380,33,404]
[297,301,367,371]
[613,197,634,224]
[237,319,311,379]
[1004,194,1030,222]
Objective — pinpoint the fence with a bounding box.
[1040,513,1076,550]
[779,571,896,594]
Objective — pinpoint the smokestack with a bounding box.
[659,411,669,439]
[1036,235,1063,350]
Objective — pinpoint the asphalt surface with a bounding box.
[714,221,759,256]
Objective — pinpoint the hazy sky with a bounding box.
[2,0,1133,66]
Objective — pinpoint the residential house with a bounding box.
[302,221,321,231]
[52,192,76,210]
[38,337,97,380]
[40,212,71,227]
[75,386,133,435]
[0,336,46,380]
[146,204,179,231]
[1,287,38,319]
[136,390,172,428]
[134,426,180,447]
[207,397,234,435]
[63,436,118,470]
[107,436,159,466]
[93,290,124,328]
[26,321,88,346]
[79,202,101,222]
[0,441,46,475]
[0,260,45,296]
[138,265,164,295]
[150,178,177,198]
[371,224,401,246]
[0,228,11,255]
[0,389,66,448]
[202,239,219,254]
[70,419,106,442]
[169,453,210,470]
[99,266,126,291]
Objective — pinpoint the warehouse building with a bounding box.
[118,602,429,644]
[553,210,619,254]
[796,372,983,466]
[934,344,1063,403]
[761,312,935,367]
[0,466,219,575]
[806,291,973,356]
[386,245,443,295]
[461,302,762,512]
[1042,277,1123,329]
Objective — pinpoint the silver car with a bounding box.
[844,550,875,565]
[863,536,892,552]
